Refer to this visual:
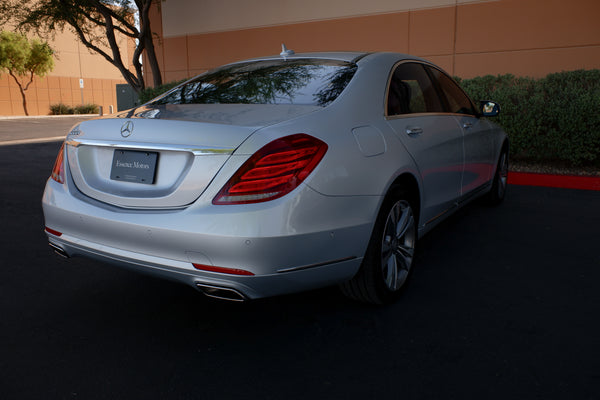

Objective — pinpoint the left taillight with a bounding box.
[213,134,328,205]
[50,142,65,184]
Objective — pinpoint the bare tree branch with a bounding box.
[3,0,163,93]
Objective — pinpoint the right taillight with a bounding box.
[213,134,328,205]
[50,142,65,184]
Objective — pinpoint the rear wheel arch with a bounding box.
[387,173,421,226]
[339,172,421,304]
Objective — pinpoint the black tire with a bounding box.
[484,146,509,205]
[340,189,417,304]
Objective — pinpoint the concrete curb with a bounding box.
[508,172,600,191]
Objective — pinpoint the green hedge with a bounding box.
[49,103,99,115]
[49,103,74,115]
[457,70,600,166]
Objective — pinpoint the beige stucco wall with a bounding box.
[160,0,497,36]
[45,30,127,80]
[146,0,600,86]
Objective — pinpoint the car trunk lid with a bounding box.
[65,104,320,209]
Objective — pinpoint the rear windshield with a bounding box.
[150,59,357,107]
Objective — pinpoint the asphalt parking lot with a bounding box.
[0,115,95,143]
[1,119,599,399]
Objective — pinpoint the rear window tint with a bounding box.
[387,62,443,115]
[151,59,357,107]
[426,66,477,115]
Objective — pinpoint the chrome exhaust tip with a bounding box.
[49,243,69,258]
[195,283,247,302]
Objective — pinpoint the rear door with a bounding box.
[385,62,464,226]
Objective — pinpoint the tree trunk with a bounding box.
[20,88,29,116]
[144,34,163,88]
[139,0,163,88]
[8,72,29,116]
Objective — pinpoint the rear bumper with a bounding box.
[42,178,378,299]
[46,233,362,299]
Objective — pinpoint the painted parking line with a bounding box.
[0,136,65,146]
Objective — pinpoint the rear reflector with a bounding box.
[45,227,62,237]
[213,134,327,205]
[192,263,254,276]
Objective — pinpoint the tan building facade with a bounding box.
[0,27,131,116]
[146,0,600,86]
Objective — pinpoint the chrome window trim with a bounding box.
[66,138,234,156]
[385,112,478,121]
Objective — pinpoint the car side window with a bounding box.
[387,62,443,116]
[427,67,476,116]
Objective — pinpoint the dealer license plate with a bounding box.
[110,149,158,184]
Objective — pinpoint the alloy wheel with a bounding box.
[380,200,416,291]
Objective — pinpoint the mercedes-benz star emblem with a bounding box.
[120,121,134,138]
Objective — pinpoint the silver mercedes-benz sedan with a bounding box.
[42,50,508,304]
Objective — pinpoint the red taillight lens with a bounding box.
[51,142,66,184]
[213,134,328,205]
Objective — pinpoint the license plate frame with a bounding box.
[110,149,158,184]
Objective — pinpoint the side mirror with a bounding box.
[480,101,500,117]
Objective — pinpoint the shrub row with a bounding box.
[457,70,600,166]
[50,103,99,115]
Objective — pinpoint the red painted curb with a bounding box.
[508,172,600,191]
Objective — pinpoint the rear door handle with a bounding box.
[406,126,423,136]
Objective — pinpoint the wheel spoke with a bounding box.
[382,237,394,275]
[382,238,393,260]
[384,221,395,243]
[389,203,400,227]
[395,244,414,271]
[385,255,397,289]
[395,207,413,240]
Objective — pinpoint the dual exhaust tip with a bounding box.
[49,243,247,302]
[49,243,69,259]
[195,283,247,302]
